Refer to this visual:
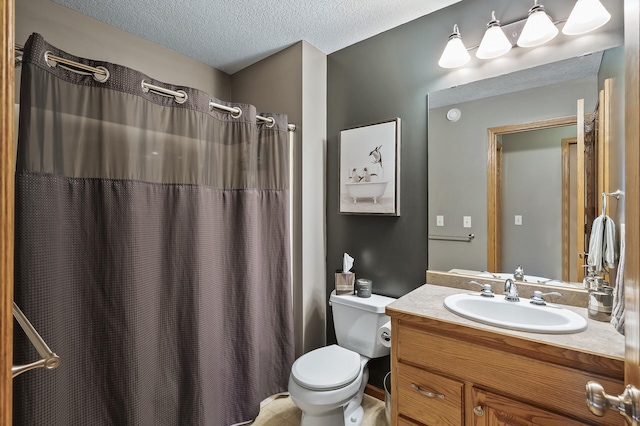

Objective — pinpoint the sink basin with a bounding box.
[443,293,588,334]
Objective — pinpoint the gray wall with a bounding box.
[327,0,623,388]
[428,78,596,274]
[501,126,577,280]
[327,0,622,298]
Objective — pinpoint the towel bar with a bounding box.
[428,233,475,242]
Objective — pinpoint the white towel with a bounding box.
[587,214,618,273]
[611,224,625,335]
[603,216,618,268]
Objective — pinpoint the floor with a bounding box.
[250,393,388,426]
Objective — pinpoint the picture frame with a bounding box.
[339,118,401,216]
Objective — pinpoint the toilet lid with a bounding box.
[291,345,361,391]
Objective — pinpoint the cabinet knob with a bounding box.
[411,383,445,399]
[586,381,640,425]
[473,405,484,416]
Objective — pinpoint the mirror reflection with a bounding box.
[428,46,624,288]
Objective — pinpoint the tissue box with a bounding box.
[335,270,355,295]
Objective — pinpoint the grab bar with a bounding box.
[12,302,60,378]
[428,233,475,242]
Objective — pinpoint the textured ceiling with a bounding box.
[51,0,461,74]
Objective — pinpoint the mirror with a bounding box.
[427,46,625,288]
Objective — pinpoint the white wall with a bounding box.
[301,42,327,353]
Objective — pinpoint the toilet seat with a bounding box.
[291,345,361,391]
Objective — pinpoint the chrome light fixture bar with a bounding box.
[438,0,612,69]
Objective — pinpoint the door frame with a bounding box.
[1,0,15,423]
[561,137,578,283]
[487,116,577,275]
[625,0,640,388]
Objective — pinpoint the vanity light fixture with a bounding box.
[562,0,611,35]
[476,11,512,59]
[438,0,611,69]
[516,1,558,48]
[438,24,471,69]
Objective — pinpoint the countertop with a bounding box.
[386,283,625,361]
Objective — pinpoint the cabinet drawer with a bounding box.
[397,418,422,426]
[397,362,463,426]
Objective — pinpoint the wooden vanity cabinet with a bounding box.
[389,313,625,426]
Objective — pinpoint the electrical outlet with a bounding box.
[515,215,523,226]
[436,215,444,227]
[463,216,471,228]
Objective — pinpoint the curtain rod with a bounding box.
[14,44,296,132]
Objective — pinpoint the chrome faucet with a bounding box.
[514,265,524,281]
[504,279,520,302]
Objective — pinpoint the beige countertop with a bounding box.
[386,283,625,361]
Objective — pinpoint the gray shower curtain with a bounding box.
[13,33,294,426]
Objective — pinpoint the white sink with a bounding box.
[443,293,588,334]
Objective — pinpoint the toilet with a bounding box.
[288,290,395,426]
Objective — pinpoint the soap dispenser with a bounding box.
[585,267,613,322]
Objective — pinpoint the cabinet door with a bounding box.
[471,387,590,426]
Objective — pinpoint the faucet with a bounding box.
[504,279,520,302]
[530,290,562,306]
[514,265,524,281]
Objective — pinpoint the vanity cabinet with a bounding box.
[388,312,626,426]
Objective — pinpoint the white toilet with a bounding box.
[288,290,395,426]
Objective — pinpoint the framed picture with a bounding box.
[339,118,401,216]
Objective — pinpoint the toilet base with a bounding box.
[299,401,364,426]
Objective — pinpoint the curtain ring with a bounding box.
[265,117,276,128]
[44,51,57,68]
[174,90,188,104]
[230,107,243,119]
[92,66,110,83]
[141,79,150,93]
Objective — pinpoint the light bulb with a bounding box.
[563,0,611,35]
[438,25,471,68]
[477,12,512,59]
[517,3,559,48]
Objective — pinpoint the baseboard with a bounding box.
[364,384,385,401]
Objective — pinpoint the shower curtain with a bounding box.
[13,33,294,426]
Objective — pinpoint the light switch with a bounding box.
[463,216,471,228]
[515,215,523,226]
[436,215,444,227]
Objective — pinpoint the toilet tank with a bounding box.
[330,290,396,358]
